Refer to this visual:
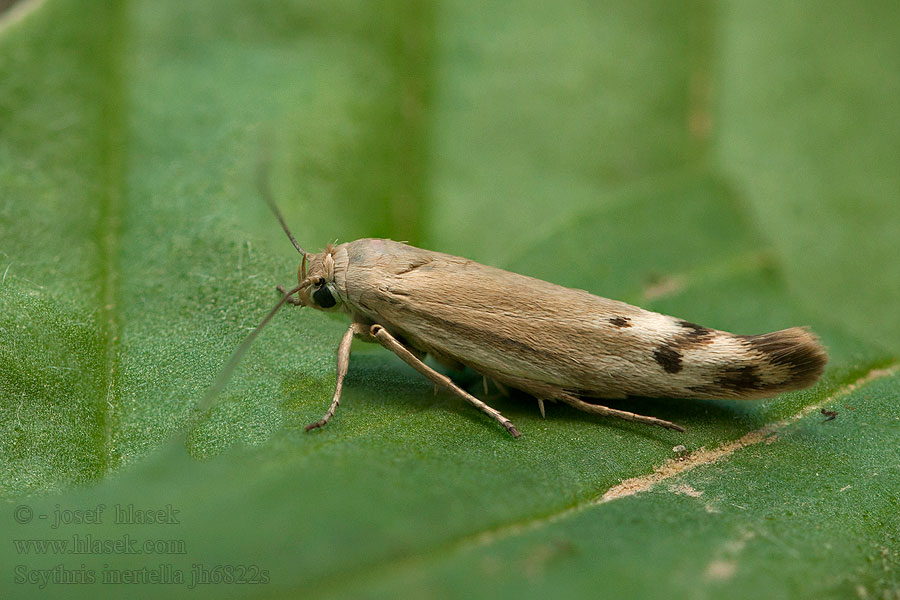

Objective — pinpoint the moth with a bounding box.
[205,195,828,438]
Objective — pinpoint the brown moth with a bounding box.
[204,197,828,438]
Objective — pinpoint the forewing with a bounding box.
[342,240,653,399]
[339,239,826,401]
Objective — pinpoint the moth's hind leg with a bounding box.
[370,325,521,438]
[561,396,685,433]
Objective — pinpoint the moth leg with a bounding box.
[537,398,546,419]
[561,397,685,433]
[305,323,356,432]
[276,285,303,306]
[370,324,521,438]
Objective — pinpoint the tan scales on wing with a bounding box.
[329,240,826,405]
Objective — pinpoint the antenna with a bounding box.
[256,150,306,256]
[198,281,309,411]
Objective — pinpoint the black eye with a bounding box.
[313,285,337,308]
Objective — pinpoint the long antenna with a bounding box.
[256,151,306,256]
[198,281,308,411]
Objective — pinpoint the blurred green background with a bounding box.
[1,0,898,598]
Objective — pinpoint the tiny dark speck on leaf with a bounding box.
[821,408,838,422]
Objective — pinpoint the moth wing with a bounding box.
[340,239,826,401]
[344,241,652,399]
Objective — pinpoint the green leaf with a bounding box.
[1,1,898,598]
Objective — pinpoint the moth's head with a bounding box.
[256,185,342,311]
[294,245,342,311]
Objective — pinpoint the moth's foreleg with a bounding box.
[561,396,685,433]
[305,323,356,432]
[276,285,303,306]
[369,325,521,438]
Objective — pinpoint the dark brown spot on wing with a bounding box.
[653,345,683,374]
[677,320,713,337]
[716,365,763,392]
[673,321,715,348]
[653,318,713,374]
[739,332,824,371]
[609,316,632,328]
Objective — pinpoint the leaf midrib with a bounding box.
[94,0,127,474]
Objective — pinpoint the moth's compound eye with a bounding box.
[313,284,337,308]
